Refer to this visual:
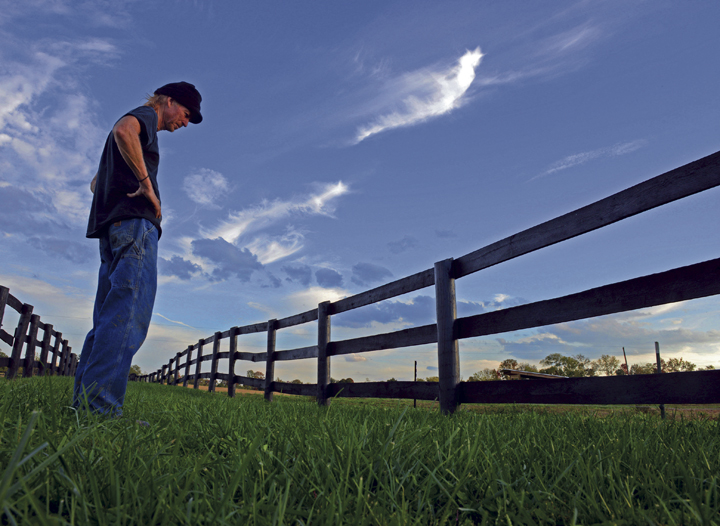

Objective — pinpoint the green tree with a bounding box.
[291,379,303,384]
[497,359,538,378]
[664,357,696,372]
[247,370,264,380]
[499,358,518,370]
[592,355,620,376]
[129,364,143,377]
[423,376,439,382]
[468,368,499,381]
[629,362,656,375]
[539,353,595,377]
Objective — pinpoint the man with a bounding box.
[74,82,203,416]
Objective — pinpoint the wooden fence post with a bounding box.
[265,319,277,402]
[38,323,52,376]
[173,351,182,385]
[22,314,41,378]
[435,258,460,415]
[7,303,33,379]
[69,352,77,376]
[0,286,8,332]
[183,345,193,388]
[228,328,238,397]
[193,339,204,389]
[209,332,221,393]
[167,358,174,385]
[317,301,331,406]
[50,331,62,375]
[59,340,69,376]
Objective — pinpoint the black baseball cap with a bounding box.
[154,81,203,124]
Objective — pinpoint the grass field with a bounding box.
[1,377,719,525]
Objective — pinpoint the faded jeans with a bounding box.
[73,218,158,416]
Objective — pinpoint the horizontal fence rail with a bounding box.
[137,151,720,413]
[0,286,78,380]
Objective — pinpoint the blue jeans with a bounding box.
[73,218,158,416]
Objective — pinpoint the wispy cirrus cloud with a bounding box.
[533,140,647,180]
[537,24,601,56]
[0,37,119,231]
[154,313,197,329]
[182,168,230,208]
[204,182,349,243]
[353,48,483,144]
[244,229,305,265]
[163,183,351,280]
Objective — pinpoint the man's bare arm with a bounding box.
[113,115,161,218]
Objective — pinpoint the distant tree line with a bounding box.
[129,355,713,388]
[467,354,715,381]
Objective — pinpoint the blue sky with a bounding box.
[1,0,719,382]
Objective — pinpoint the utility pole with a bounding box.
[414,360,417,408]
[655,342,665,419]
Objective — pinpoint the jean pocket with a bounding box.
[109,222,141,260]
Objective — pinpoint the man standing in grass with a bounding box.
[74,82,203,416]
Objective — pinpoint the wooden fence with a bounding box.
[137,151,720,413]
[0,286,78,379]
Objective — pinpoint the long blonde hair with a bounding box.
[144,93,168,109]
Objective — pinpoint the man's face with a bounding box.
[164,98,191,132]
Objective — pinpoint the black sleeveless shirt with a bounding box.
[86,106,162,239]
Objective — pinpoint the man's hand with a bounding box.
[127,179,162,218]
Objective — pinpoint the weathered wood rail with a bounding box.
[0,286,78,379]
[137,151,720,413]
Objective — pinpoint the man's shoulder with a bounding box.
[123,106,158,146]
[126,105,158,123]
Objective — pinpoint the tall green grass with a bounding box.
[1,376,718,525]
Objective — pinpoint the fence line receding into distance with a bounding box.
[132,151,720,412]
[0,286,78,379]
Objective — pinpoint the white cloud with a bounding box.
[345,354,367,362]
[285,286,347,313]
[245,229,304,265]
[0,42,115,228]
[539,25,601,55]
[182,168,230,208]
[205,182,349,243]
[247,302,279,320]
[153,313,197,329]
[168,183,349,276]
[354,48,483,143]
[535,139,647,179]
